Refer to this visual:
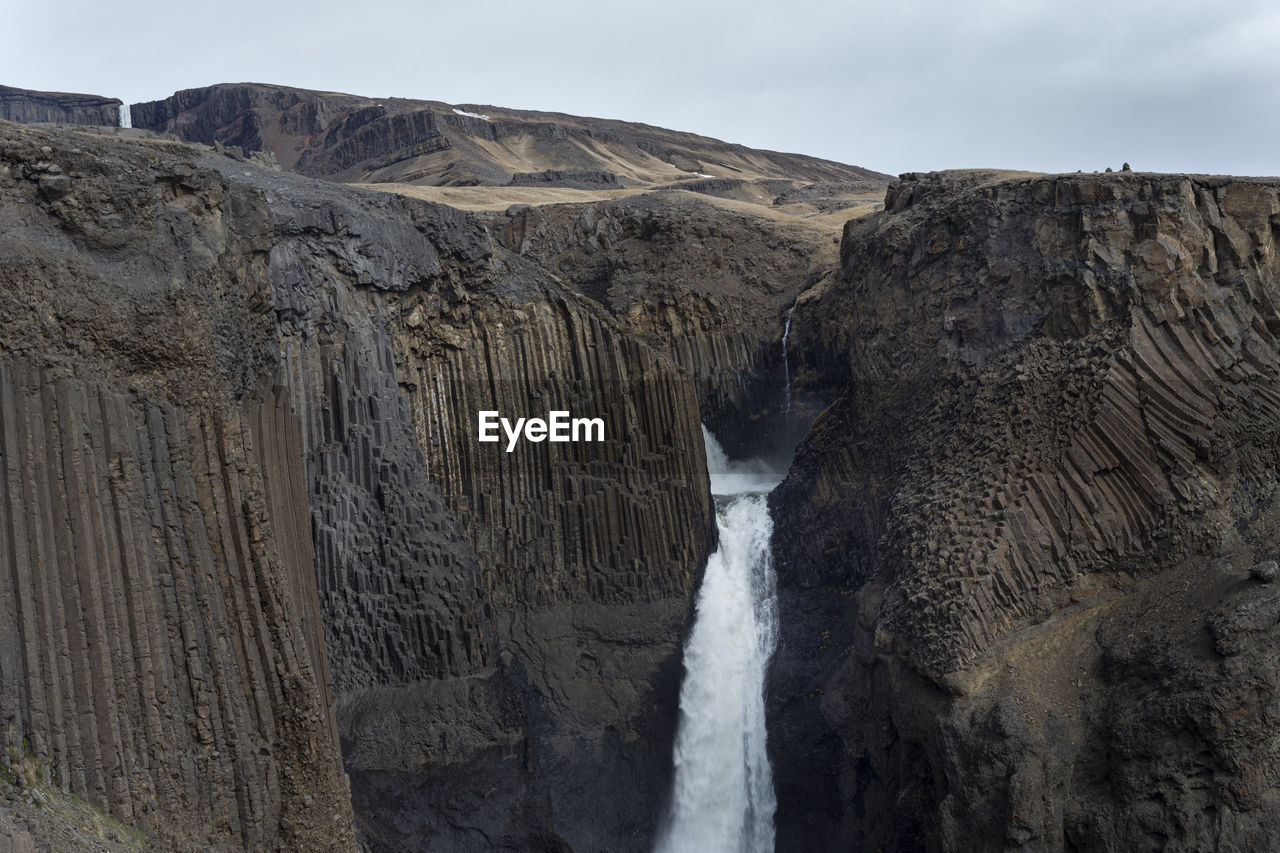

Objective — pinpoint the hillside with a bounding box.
[131,83,887,185]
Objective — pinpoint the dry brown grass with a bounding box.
[357,181,885,238]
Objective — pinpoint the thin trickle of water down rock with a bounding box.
[656,427,784,853]
[781,304,795,415]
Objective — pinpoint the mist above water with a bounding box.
[702,425,785,497]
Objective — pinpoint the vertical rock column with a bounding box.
[0,361,352,850]
[268,242,494,694]
[395,293,715,608]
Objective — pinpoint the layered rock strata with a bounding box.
[771,170,1280,850]
[0,86,121,127]
[130,83,889,188]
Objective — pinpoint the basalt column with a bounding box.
[386,272,719,851]
[770,172,1280,851]
[0,122,355,851]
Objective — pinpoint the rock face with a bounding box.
[771,170,1280,851]
[509,168,629,188]
[0,122,352,851]
[130,83,891,188]
[495,192,840,458]
[15,97,1280,853]
[248,160,718,850]
[0,117,756,852]
[0,86,121,126]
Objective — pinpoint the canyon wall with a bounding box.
[0,117,738,851]
[772,170,1280,851]
[245,159,719,850]
[0,122,352,850]
[495,193,839,456]
[15,95,1280,853]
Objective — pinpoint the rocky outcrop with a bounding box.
[129,85,367,171]
[495,191,841,458]
[0,86,121,126]
[772,179,894,212]
[0,117,734,851]
[0,121,352,850]
[771,170,1280,850]
[246,159,718,848]
[130,83,891,189]
[253,168,498,697]
[509,168,629,188]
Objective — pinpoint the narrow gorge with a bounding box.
[2,84,1280,853]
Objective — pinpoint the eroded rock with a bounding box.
[770,169,1280,851]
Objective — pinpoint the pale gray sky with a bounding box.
[4,0,1278,176]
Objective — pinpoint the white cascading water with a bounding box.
[781,305,795,415]
[118,103,132,128]
[655,426,783,853]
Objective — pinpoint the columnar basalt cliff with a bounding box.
[495,194,841,455]
[0,123,352,850]
[245,161,720,849]
[771,170,1280,851]
[0,117,737,851]
[0,86,122,126]
[12,83,1280,853]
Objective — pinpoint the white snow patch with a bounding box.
[453,108,490,121]
[696,173,715,178]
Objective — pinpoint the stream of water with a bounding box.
[781,305,795,415]
[655,427,783,853]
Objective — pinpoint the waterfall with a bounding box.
[781,305,795,415]
[656,427,783,853]
[118,103,132,129]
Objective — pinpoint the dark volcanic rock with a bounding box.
[20,93,1280,853]
[509,168,628,188]
[243,159,719,850]
[0,118,726,852]
[130,83,892,189]
[0,121,353,851]
[770,169,1280,851]
[0,85,121,126]
[1249,560,1278,582]
[496,191,841,459]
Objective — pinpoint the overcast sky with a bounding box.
[4,0,1278,176]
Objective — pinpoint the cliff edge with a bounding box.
[0,85,122,127]
[771,170,1280,851]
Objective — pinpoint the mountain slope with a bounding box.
[129,82,890,190]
